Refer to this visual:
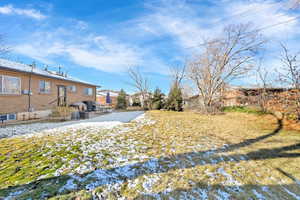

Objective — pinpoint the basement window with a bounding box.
[0,113,17,121]
[39,80,51,94]
[0,75,21,95]
[84,88,93,96]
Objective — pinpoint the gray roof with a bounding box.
[0,59,99,87]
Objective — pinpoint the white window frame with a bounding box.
[84,88,93,96]
[68,85,77,93]
[39,80,51,94]
[0,75,21,95]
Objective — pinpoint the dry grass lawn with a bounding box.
[0,111,300,199]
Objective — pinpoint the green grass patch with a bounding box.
[221,106,269,115]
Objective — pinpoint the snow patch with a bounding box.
[283,187,300,200]
[142,175,160,193]
[252,189,266,200]
[216,189,231,200]
[59,179,78,193]
[4,189,26,200]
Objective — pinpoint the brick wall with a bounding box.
[223,88,300,117]
[265,89,300,115]
[0,69,96,114]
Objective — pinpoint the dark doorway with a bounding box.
[57,85,67,106]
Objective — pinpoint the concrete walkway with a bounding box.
[0,111,144,138]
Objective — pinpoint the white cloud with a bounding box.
[287,0,300,9]
[10,0,300,81]
[225,1,299,39]
[14,42,65,64]
[125,0,300,87]
[76,20,89,30]
[136,0,215,50]
[13,28,169,73]
[65,37,144,72]
[0,4,46,20]
[136,0,299,50]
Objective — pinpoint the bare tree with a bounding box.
[188,23,265,113]
[0,35,9,57]
[128,67,150,109]
[181,83,197,99]
[278,43,300,119]
[279,43,300,89]
[256,62,273,112]
[169,64,186,88]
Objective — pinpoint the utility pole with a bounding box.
[28,62,35,112]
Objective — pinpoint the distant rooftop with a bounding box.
[97,90,120,97]
[0,59,99,87]
[228,85,293,91]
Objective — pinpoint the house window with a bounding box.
[68,85,77,92]
[8,113,17,120]
[39,80,51,93]
[84,88,93,96]
[0,75,21,95]
[0,113,17,121]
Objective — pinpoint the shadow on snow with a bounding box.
[2,117,300,198]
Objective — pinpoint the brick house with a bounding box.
[222,87,296,106]
[0,59,98,121]
[184,86,300,115]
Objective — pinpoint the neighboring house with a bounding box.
[222,87,249,107]
[97,90,120,107]
[222,87,289,107]
[183,94,201,110]
[185,86,300,114]
[128,92,152,107]
[0,59,98,121]
[223,87,300,113]
[97,90,150,108]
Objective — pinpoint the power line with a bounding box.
[181,0,299,50]
[257,14,300,32]
[211,0,284,26]
[185,14,300,49]
[180,0,284,44]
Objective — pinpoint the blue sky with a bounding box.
[0,0,299,94]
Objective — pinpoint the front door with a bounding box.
[57,85,67,106]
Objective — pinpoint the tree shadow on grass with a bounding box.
[277,168,300,184]
[215,118,283,153]
[143,167,300,200]
[2,117,299,199]
[134,182,300,199]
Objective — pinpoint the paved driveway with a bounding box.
[86,111,144,123]
[0,111,144,138]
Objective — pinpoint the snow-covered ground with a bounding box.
[3,112,157,200]
[1,111,300,200]
[0,111,144,138]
